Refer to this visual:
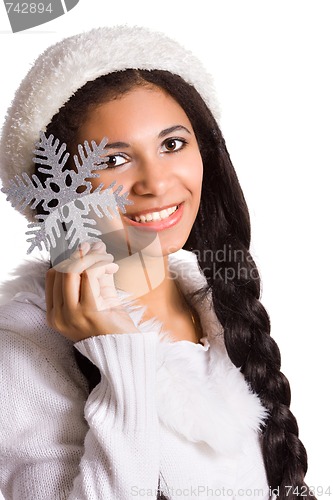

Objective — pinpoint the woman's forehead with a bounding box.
[77,86,194,143]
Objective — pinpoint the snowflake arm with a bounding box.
[25,220,59,254]
[60,202,102,250]
[33,132,69,176]
[2,172,45,212]
[72,138,111,190]
[1,133,133,255]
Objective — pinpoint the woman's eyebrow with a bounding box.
[158,125,192,138]
[104,125,192,150]
[104,141,130,150]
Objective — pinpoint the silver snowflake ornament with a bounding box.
[2,132,133,254]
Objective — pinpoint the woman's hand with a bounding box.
[45,241,139,341]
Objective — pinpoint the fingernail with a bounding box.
[76,241,90,257]
[106,263,119,273]
[79,242,90,251]
[91,241,105,251]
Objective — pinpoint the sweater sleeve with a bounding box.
[69,332,161,499]
[0,300,161,500]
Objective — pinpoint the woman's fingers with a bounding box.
[99,265,120,305]
[45,241,137,339]
[45,268,65,329]
[52,268,64,310]
[61,271,81,310]
[88,240,107,254]
[79,262,120,310]
[64,252,114,275]
[99,268,119,298]
[52,250,115,311]
[45,268,56,318]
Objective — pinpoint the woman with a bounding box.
[0,26,313,499]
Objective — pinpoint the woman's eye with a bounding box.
[107,154,128,168]
[161,138,187,153]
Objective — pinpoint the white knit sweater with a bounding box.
[0,250,270,500]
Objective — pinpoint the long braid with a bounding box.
[210,247,309,497]
[189,134,313,498]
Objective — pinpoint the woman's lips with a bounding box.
[122,203,184,232]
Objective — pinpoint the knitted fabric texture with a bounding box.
[0,25,219,208]
[0,250,270,499]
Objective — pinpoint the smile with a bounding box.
[123,203,184,231]
[130,205,178,223]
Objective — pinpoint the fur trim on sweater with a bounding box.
[0,256,50,306]
[0,249,267,456]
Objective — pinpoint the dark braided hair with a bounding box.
[43,69,313,499]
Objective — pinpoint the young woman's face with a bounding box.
[76,85,203,256]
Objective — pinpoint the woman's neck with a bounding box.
[113,251,202,343]
[113,252,178,314]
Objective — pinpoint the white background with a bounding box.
[0,0,332,493]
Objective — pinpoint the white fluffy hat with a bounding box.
[0,25,219,196]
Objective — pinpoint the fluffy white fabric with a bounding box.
[0,25,219,216]
[0,250,270,499]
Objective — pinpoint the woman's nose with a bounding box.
[131,156,173,197]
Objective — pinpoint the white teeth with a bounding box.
[160,209,169,220]
[131,205,178,223]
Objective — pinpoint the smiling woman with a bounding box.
[0,26,314,500]
[75,85,203,251]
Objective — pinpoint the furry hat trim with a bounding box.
[0,25,219,202]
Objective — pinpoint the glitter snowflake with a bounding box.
[2,132,133,254]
